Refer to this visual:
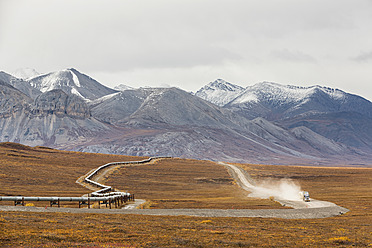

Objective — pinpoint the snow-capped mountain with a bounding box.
[1,68,371,165]
[83,86,368,165]
[12,68,40,80]
[27,68,117,101]
[194,79,245,107]
[0,79,109,148]
[114,84,134,91]
[224,82,372,120]
[211,81,372,153]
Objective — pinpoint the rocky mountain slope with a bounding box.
[0,68,371,165]
[197,80,372,159]
[0,79,109,148]
[0,80,32,118]
[82,86,365,165]
[224,82,372,120]
[0,71,41,99]
[279,111,372,151]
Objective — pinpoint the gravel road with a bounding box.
[0,205,348,219]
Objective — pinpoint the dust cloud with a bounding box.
[248,179,303,201]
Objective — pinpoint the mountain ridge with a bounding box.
[0,68,371,166]
[27,68,118,101]
[12,68,41,80]
[196,80,372,120]
[194,79,245,107]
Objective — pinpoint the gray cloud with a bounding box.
[270,49,317,63]
[352,51,372,62]
[1,0,372,101]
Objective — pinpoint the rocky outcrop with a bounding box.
[0,80,32,118]
[0,81,108,148]
[33,89,90,119]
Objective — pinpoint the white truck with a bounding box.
[300,191,310,202]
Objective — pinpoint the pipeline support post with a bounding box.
[14,197,25,206]
[50,199,61,208]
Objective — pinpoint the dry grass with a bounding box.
[107,158,284,209]
[0,142,371,247]
[0,204,371,247]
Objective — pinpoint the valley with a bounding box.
[0,143,371,247]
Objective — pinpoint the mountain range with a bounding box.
[196,79,372,153]
[0,68,371,166]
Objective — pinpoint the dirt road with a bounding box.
[220,162,347,211]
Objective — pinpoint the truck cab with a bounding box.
[303,191,310,202]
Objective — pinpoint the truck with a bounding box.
[300,191,310,202]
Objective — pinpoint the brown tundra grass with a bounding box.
[0,142,371,247]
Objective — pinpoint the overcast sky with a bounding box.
[1,0,372,100]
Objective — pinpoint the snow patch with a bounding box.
[71,87,88,101]
[89,92,120,105]
[234,93,258,104]
[114,84,134,91]
[70,70,81,87]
